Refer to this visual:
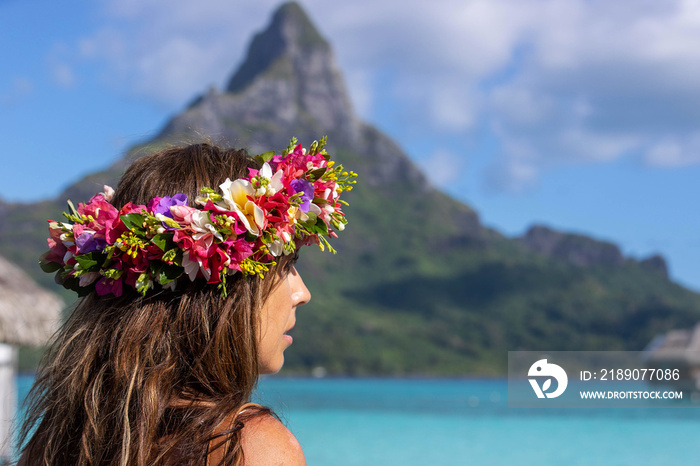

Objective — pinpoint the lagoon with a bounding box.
[16,376,700,465]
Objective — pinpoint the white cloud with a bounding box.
[418,148,465,186]
[645,132,700,167]
[47,43,77,88]
[478,0,700,190]
[0,77,34,107]
[51,62,75,88]
[429,82,478,132]
[484,153,539,194]
[71,0,284,107]
[61,0,700,190]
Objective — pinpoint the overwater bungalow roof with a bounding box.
[0,255,62,346]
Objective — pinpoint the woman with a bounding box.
[18,139,356,465]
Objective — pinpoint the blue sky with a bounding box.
[2,0,700,291]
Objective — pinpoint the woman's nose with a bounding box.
[290,267,311,306]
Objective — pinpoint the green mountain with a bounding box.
[2,2,699,375]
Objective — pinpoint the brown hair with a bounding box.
[18,144,287,465]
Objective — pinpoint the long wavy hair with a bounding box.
[18,143,285,465]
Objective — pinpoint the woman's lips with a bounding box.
[283,322,295,344]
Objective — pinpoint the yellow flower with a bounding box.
[218,178,265,235]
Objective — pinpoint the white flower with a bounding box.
[259,163,284,196]
[182,251,199,281]
[190,211,223,243]
[268,239,284,257]
[182,251,211,282]
[219,178,265,235]
[309,203,322,216]
[103,185,115,201]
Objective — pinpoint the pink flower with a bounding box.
[45,221,68,265]
[170,204,197,225]
[103,185,115,201]
[77,194,119,236]
[105,202,147,244]
[173,229,194,250]
[191,236,216,263]
[119,202,147,216]
[228,237,253,264]
[207,248,231,284]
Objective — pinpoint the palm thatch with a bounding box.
[645,323,700,362]
[0,255,62,346]
[644,323,700,392]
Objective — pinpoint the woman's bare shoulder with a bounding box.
[240,414,306,465]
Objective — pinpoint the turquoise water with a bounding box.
[16,376,700,465]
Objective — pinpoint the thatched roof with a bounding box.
[0,255,62,346]
[644,323,700,365]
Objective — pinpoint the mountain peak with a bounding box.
[226,1,331,94]
[163,1,358,143]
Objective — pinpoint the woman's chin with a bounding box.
[259,356,285,375]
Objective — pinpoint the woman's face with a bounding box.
[258,265,311,374]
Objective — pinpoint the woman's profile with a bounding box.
[17,138,356,465]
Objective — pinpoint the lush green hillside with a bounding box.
[3,2,700,376]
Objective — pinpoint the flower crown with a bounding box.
[40,137,357,297]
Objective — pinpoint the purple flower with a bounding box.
[75,232,107,253]
[149,193,189,218]
[290,179,314,212]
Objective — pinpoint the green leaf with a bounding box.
[75,252,101,271]
[254,150,276,164]
[39,252,62,273]
[120,213,145,232]
[307,167,327,181]
[158,263,182,284]
[76,285,93,297]
[304,217,329,236]
[305,211,318,224]
[151,233,174,252]
[62,276,80,293]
